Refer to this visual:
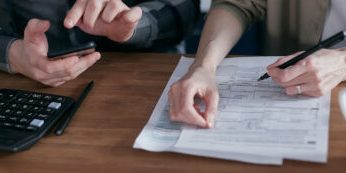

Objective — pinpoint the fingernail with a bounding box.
[65,19,73,28]
[208,120,214,128]
[96,53,101,60]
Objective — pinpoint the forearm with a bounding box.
[191,7,244,73]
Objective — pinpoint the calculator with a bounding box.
[0,89,74,152]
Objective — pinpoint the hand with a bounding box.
[8,19,101,87]
[267,49,346,96]
[168,66,219,128]
[64,0,142,42]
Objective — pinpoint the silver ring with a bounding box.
[296,85,302,95]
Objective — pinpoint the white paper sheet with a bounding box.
[134,56,330,165]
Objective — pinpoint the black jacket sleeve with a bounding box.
[125,0,201,48]
[0,0,19,73]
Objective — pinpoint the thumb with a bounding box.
[204,90,219,128]
[267,51,304,69]
[24,19,50,46]
[121,7,142,23]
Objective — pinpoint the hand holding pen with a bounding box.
[258,31,346,96]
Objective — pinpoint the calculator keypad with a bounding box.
[0,89,70,131]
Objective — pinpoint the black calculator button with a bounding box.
[26,126,38,131]
[14,110,23,116]
[37,100,49,107]
[3,122,13,127]
[4,109,12,115]
[16,98,26,103]
[43,95,53,101]
[21,104,31,110]
[0,102,6,107]
[18,92,31,98]
[14,124,25,129]
[8,117,19,122]
[37,114,49,119]
[24,112,36,118]
[31,106,43,112]
[8,94,16,99]
[31,94,43,99]
[0,115,6,121]
[19,118,30,124]
[10,103,19,109]
[27,99,37,105]
[45,108,54,114]
[55,97,65,102]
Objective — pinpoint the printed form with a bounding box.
[133,56,330,165]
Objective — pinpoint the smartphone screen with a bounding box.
[47,42,96,59]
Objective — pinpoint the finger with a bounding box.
[267,51,303,69]
[41,78,67,87]
[64,0,87,28]
[284,78,326,96]
[180,88,208,127]
[284,84,307,96]
[102,0,128,23]
[277,69,323,88]
[38,52,100,83]
[36,56,80,75]
[303,74,341,97]
[169,95,181,122]
[268,60,308,84]
[52,81,67,87]
[67,52,101,77]
[204,90,219,128]
[31,56,80,82]
[169,85,207,127]
[24,19,50,45]
[267,56,293,69]
[168,87,184,123]
[121,7,142,23]
[336,47,346,51]
[84,0,107,28]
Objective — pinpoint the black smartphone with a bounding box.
[47,42,96,59]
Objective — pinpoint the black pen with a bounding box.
[257,31,346,81]
[55,81,94,135]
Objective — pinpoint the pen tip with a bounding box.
[257,73,270,81]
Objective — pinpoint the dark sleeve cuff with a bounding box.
[123,11,153,48]
[0,36,17,73]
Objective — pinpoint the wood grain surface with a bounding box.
[0,53,345,173]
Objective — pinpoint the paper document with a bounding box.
[133,56,330,165]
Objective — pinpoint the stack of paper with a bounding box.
[133,56,330,165]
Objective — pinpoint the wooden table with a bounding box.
[0,53,346,173]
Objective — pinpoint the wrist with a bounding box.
[189,56,218,75]
[8,40,24,74]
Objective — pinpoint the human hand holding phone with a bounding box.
[8,19,101,87]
